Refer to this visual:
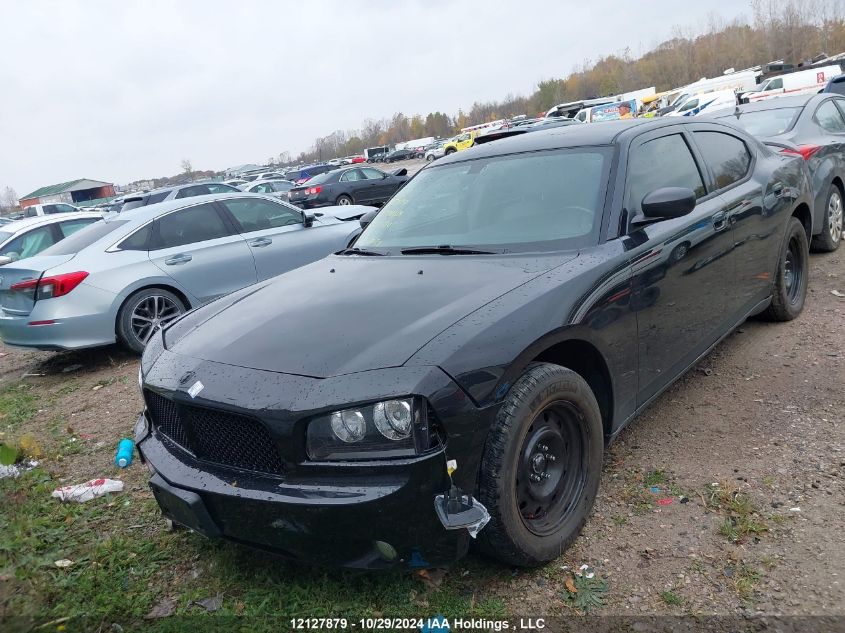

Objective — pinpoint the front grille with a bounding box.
[146,391,188,447]
[144,390,285,476]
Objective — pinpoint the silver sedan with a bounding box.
[0,193,365,352]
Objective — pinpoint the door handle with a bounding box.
[248,237,273,247]
[164,254,192,265]
[712,210,728,232]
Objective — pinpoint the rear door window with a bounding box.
[154,203,233,248]
[627,134,706,212]
[58,218,99,237]
[206,183,238,194]
[815,100,845,133]
[693,131,752,190]
[219,198,303,233]
[174,185,211,199]
[340,169,364,182]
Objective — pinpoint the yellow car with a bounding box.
[443,131,477,155]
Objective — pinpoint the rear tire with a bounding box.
[426,154,435,162]
[336,195,353,206]
[811,183,843,252]
[476,363,603,567]
[117,288,187,354]
[445,148,456,155]
[761,216,809,321]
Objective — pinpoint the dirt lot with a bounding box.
[1,236,843,628]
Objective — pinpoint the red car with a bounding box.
[350,155,366,164]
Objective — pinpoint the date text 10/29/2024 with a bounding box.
[290,617,546,631]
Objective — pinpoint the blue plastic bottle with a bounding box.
[115,438,134,468]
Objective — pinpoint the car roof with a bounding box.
[708,94,818,118]
[436,119,658,163]
[0,212,103,234]
[116,192,283,224]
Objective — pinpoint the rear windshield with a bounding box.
[40,220,129,255]
[357,146,611,253]
[718,107,802,136]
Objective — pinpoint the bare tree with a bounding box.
[180,159,193,182]
[2,186,18,214]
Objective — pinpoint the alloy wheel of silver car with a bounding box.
[828,189,843,243]
[130,295,183,346]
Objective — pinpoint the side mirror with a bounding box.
[359,209,379,229]
[640,187,696,220]
[392,168,407,177]
[0,255,12,266]
[302,211,316,227]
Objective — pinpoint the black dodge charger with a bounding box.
[136,119,812,569]
[288,165,408,209]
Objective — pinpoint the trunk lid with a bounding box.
[0,255,76,316]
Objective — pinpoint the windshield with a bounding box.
[0,231,13,243]
[716,107,801,136]
[356,147,611,253]
[40,219,129,255]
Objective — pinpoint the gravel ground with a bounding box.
[0,224,843,620]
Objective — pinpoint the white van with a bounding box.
[745,64,842,102]
[665,89,738,117]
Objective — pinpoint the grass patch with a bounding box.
[562,567,608,613]
[0,468,510,628]
[660,589,683,606]
[707,481,768,543]
[732,564,760,598]
[643,469,667,487]
[0,383,39,429]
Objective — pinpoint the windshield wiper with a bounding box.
[400,245,496,255]
[336,247,385,256]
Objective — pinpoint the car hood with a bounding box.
[166,253,575,377]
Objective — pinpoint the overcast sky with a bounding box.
[0,0,751,197]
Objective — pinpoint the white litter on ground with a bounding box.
[51,478,124,502]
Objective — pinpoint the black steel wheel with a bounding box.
[515,402,586,536]
[477,363,603,567]
[762,216,809,321]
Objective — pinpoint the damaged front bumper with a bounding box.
[135,350,496,569]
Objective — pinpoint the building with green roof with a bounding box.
[20,178,115,208]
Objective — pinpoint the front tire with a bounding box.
[811,183,843,252]
[761,216,809,321]
[477,363,603,567]
[117,288,187,354]
[426,154,435,162]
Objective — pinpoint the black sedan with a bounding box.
[137,119,812,569]
[288,166,408,208]
[383,148,416,163]
[711,93,845,251]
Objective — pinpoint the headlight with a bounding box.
[306,397,433,461]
